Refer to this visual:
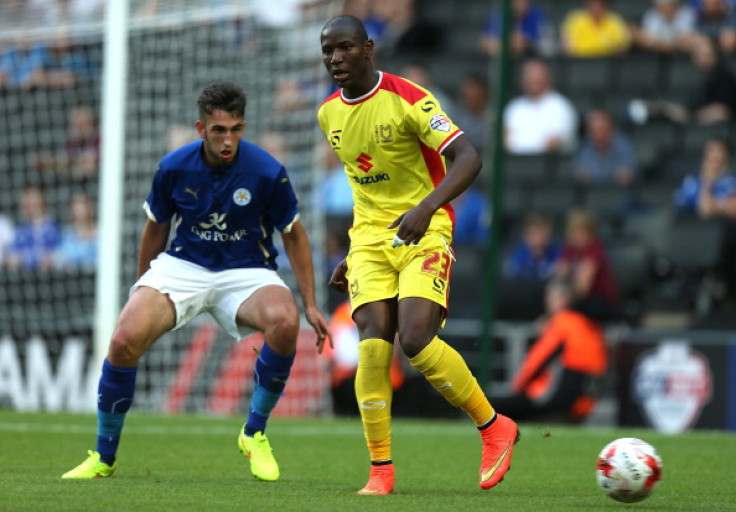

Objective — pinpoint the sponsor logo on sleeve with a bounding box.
[429,113,451,132]
[421,100,436,112]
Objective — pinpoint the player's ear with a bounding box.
[364,38,374,59]
[195,120,205,138]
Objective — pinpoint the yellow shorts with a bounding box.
[346,230,454,317]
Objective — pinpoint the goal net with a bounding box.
[0,0,336,415]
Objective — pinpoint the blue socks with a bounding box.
[244,344,295,437]
[96,359,137,465]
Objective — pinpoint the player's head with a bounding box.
[196,82,246,168]
[320,15,375,95]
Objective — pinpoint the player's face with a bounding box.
[320,26,374,95]
[196,109,245,168]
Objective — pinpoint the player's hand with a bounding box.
[305,305,332,354]
[388,201,435,246]
[328,258,349,293]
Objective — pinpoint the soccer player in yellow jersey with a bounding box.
[318,15,519,495]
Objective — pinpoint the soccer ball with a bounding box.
[596,437,663,503]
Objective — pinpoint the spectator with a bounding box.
[452,74,492,155]
[481,0,553,57]
[38,105,100,178]
[0,38,49,90]
[42,32,98,88]
[694,0,736,53]
[400,64,456,118]
[556,209,621,321]
[504,212,562,279]
[674,137,736,216]
[561,0,631,57]
[54,192,97,270]
[0,213,14,267]
[629,35,736,125]
[491,277,608,423]
[630,0,697,53]
[504,58,578,155]
[673,137,736,303]
[320,142,353,218]
[26,0,105,27]
[5,185,62,270]
[575,108,637,186]
[451,185,491,246]
[360,0,440,60]
[166,124,199,153]
[64,106,100,178]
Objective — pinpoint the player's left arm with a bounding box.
[281,219,332,352]
[389,135,481,245]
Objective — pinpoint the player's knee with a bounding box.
[265,308,299,348]
[108,328,144,366]
[397,331,430,359]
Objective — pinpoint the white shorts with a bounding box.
[131,253,289,339]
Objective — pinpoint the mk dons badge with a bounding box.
[233,188,251,206]
[429,113,451,132]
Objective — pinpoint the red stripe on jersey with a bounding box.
[380,73,428,105]
[438,129,463,154]
[419,141,456,233]
[321,89,342,105]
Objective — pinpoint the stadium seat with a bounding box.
[631,122,680,152]
[505,155,550,186]
[582,187,627,223]
[608,241,651,323]
[665,56,701,95]
[565,58,614,96]
[662,218,723,272]
[681,123,733,154]
[529,185,577,219]
[615,55,664,95]
[622,208,672,256]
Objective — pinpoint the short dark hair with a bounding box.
[197,81,246,120]
[321,15,368,42]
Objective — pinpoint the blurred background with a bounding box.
[0,0,734,435]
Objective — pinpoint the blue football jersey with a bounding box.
[143,140,299,271]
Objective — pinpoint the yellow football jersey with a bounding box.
[318,72,463,244]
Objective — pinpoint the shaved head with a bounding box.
[321,15,368,42]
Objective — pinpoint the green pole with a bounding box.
[478,0,513,390]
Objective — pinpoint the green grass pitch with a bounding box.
[1,411,735,511]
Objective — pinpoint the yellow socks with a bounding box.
[409,336,495,427]
[355,338,394,462]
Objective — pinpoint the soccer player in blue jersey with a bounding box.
[62,81,331,481]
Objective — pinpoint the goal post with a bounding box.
[94,0,129,370]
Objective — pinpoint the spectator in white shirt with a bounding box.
[504,59,578,155]
[630,0,697,53]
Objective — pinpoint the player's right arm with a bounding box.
[136,219,170,278]
[328,258,348,293]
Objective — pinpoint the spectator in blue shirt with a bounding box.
[54,192,98,270]
[481,0,552,57]
[575,108,637,186]
[504,212,561,279]
[0,40,49,90]
[674,137,736,215]
[451,185,491,246]
[6,185,62,270]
